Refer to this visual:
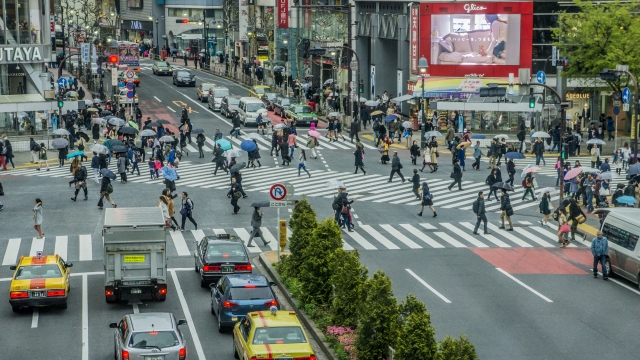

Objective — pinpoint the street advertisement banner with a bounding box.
[240,0,249,40]
[278,0,289,29]
[303,0,311,28]
[370,65,376,98]
[118,43,139,66]
[410,5,419,74]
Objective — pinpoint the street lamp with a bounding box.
[350,57,359,122]
[418,55,429,148]
[155,18,159,57]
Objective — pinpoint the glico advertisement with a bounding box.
[420,2,533,77]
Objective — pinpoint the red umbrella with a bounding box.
[564,167,583,180]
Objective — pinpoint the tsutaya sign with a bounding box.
[463,4,488,13]
[0,45,44,63]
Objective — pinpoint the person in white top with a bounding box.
[298,149,310,177]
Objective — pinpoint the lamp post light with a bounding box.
[155,18,159,57]
[350,57,359,122]
[418,55,429,149]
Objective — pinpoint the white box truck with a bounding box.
[103,207,168,303]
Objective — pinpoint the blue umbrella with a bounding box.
[616,196,638,205]
[471,134,486,139]
[240,140,257,152]
[66,151,84,159]
[161,166,178,182]
[100,168,116,180]
[216,139,232,151]
[384,115,398,123]
[505,152,525,160]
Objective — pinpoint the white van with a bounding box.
[595,208,640,285]
[238,97,266,126]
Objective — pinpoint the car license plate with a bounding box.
[131,288,142,294]
[275,357,293,360]
[146,357,163,360]
[221,266,234,273]
[31,291,45,297]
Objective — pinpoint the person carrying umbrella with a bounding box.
[247,207,270,247]
[116,153,127,184]
[58,141,68,167]
[98,174,116,209]
[522,173,537,201]
[227,177,243,214]
[499,188,514,231]
[211,144,228,176]
[532,137,546,166]
[179,192,198,231]
[69,160,88,201]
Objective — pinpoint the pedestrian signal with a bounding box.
[529,96,536,108]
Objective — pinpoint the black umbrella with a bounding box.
[109,140,124,147]
[111,145,127,153]
[192,128,205,134]
[101,110,112,116]
[250,201,271,208]
[492,182,514,191]
[76,132,90,141]
[230,162,246,172]
[118,127,139,135]
[147,121,161,127]
[100,168,116,180]
[156,119,171,124]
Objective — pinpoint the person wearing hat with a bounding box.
[472,191,490,235]
[247,207,270,247]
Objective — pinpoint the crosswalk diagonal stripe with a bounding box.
[360,225,400,249]
[170,231,191,256]
[441,223,488,247]
[380,225,422,249]
[233,228,262,253]
[55,236,68,261]
[485,223,532,247]
[433,232,466,248]
[2,239,21,266]
[400,224,444,248]
[526,225,578,248]
[512,227,555,247]
[259,227,279,251]
[458,222,511,247]
[342,228,377,250]
[191,229,207,242]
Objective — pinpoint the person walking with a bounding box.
[1,135,14,169]
[533,138,546,166]
[457,145,466,171]
[613,149,624,175]
[409,140,420,165]
[417,182,437,217]
[211,145,228,176]
[179,192,197,231]
[445,124,455,150]
[472,192,490,235]
[33,198,44,239]
[37,143,50,171]
[247,207,271,247]
[129,147,140,176]
[557,208,571,247]
[411,169,420,199]
[568,198,586,241]
[69,161,88,201]
[499,189,514,231]
[591,231,609,280]
[90,152,101,184]
[486,168,500,201]
[340,193,355,232]
[227,177,243,214]
[306,135,318,159]
[158,196,177,231]
[448,158,463,191]
[297,149,311,177]
[428,137,439,172]
[380,136,390,164]
[280,141,290,165]
[590,145,600,168]
[522,173,537,201]
[472,141,483,170]
[584,173,596,212]
[506,158,516,186]
[554,156,563,187]
[287,131,297,158]
[539,190,553,227]
[98,176,116,209]
[160,189,180,230]
[488,138,499,168]
[349,120,361,143]
[270,130,279,156]
[388,151,405,182]
[354,146,366,175]
[30,137,39,163]
[117,154,127,183]
[196,133,205,158]
[58,144,68,167]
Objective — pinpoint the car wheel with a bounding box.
[211,302,216,315]
[106,296,115,303]
[59,301,68,310]
[233,337,240,359]
[200,276,207,288]
[136,84,139,87]
[218,317,225,333]
[11,305,19,313]
[195,263,199,273]
[605,258,613,278]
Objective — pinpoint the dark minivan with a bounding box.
[194,236,252,287]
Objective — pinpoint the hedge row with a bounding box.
[276,198,479,360]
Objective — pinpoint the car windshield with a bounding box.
[253,87,266,94]
[156,62,168,67]
[247,103,266,112]
[227,97,240,105]
[294,106,313,113]
[14,264,62,280]
[252,326,307,345]
[214,89,230,97]
[177,71,191,77]
[202,84,215,91]
[265,93,277,100]
[282,99,293,106]
[205,244,247,262]
[129,331,179,349]
[229,287,273,300]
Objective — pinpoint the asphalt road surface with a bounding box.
[1,59,639,360]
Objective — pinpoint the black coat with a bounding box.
[58,147,68,160]
[100,177,111,192]
[354,149,364,166]
[452,163,462,180]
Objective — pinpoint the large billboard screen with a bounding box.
[431,14,521,66]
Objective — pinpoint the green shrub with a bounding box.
[286,197,318,276]
[329,249,368,328]
[355,270,399,360]
[299,218,343,305]
[437,334,479,360]
[396,295,437,360]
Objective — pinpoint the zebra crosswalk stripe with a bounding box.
[441,223,489,247]
[170,231,191,256]
[79,234,93,261]
[55,236,68,261]
[458,222,510,247]
[3,238,21,266]
[30,237,45,256]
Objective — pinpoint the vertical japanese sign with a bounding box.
[410,5,419,74]
[240,0,249,40]
[303,0,311,28]
[81,43,90,63]
[278,0,289,29]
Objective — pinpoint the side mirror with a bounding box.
[269,281,276,287]
[209,283,216,289]
[109,323,118,328]
[66,263,73,268]
[177,319,187,326]
[9,266,16,270]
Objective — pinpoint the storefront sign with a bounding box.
[463,4,487,13]
[239,0,249,40]
[303,0,311,28]
[123,20,153,31]
[410,5,419,74]
[0,46,44,64]
[407,80,417,95]
[566,92,589,99]
[278,0,288,29]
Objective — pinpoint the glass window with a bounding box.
[18,0,30,44]
[252,326,307,345]
[532,30,552,44]
[28,0,40,44]
[226,97,240,105]
[205,244,247,262]
[229,287,273,300]
[602,223,639,251]
[533,15,558,29]
[14,264,62,279]
[129,331,179,348]
[532,45,553,60]
[5,0,18,43]
[246,102,265,112]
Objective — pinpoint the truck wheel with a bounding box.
[106,296,115,303]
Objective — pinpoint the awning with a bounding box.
[0,94,79,113]
[432,95,544,112]
[390,94,414,103]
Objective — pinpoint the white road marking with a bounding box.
[233,228,262,253]
[168,106,176,112]
[29,237,45,256]
[154,96,162,102]
[441,223,488,247]
[405,269,451,303]
[82,274,89,360]
[342,228,377,250]
[433,232,466,248]
[512,227,555,247]
[420,223,438,230]
[31,308,39,328]
[380,224,422,249]
[191,229,206,242]
[260,227,280,251]
[133,302,140,314]
[496,268,553,302]
[169,270,207,360]
[170,231,191,256]
[79,234,92,261]
[54,236,68,260]
[2,238,21,266]
[459,222,511,247]
[401,224,444,248]
[360,225,400,249]
[592,269,640,295]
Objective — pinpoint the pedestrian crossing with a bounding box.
[205,132,377,153]
[0,220,588,265]
[480,155,629,180]
[139,65,190,71]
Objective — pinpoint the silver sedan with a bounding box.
[110,312,188,360]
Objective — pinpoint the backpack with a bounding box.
[107,183,114,194]
[423,191,433,201]
[373,122,380,131]
[521,179,527,188]
[33,143,41,151]
[472,200,479,214]
[332,197,342,210]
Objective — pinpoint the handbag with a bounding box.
[450,172,455,179]
[600,188,611,196]
[575,214,586,224]
[341,205,349,214]
[233,191,242,200]
[435,151,439,157]
[559,224,571,233]
[180,208,188,215]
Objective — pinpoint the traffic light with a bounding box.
[560,57,569,68]
[108,55,118,64]
[57,97,64,108]
[600,68,619,81]
[529,96,536,108]
[176,19,189,24]
[359,81,364,93]
[479,86,507,97]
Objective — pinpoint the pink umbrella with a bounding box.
[308,130,321,138]
[564,167,583,180]
[523,166,540,174]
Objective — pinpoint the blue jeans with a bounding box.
[289,146,295,158]
[374,131,379,144]
[593,255,607,277]
[298,163,309,176]
[556,169,562,186]
[341,212,352,230]
[550,141,560,152]
[232,128,240,138]
[535,154,546,166]
[587,193,594,211]
[507,172,514,186]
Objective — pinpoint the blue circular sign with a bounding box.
[126,91,135,99]
[536,71,546,84]
[622,87,631,104]
[57,78,68,88]
[96,68,102,75]
[127,82,134,90]
[613,106,620,115]
[119,81,125,88]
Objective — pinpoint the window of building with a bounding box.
[128,0,143,9]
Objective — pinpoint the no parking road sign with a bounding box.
[126,70,134,79]
[270,183,287,201]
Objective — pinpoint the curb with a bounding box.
[258,252,338,360]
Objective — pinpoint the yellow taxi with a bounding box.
[9,254,72,312]
[233,308,316,360]
[249,85,270,99]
